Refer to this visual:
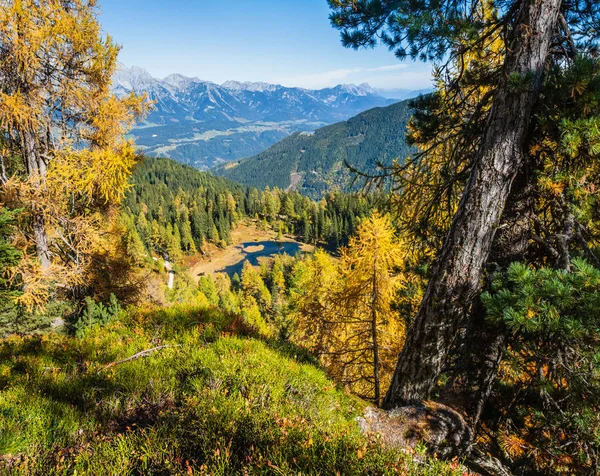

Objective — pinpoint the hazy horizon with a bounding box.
[115,63,432,95]
[99,0,433,91]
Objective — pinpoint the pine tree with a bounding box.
[328,0,591,407]
[0,208,21,311]
[480,260,600,473]
[166,224,183,263]
[198,276,219,306]
[137,210,151,249]
[179,219,197,254]
[121,214,148,267]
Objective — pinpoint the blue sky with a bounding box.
[99,0,433,91]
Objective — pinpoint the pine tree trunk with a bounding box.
[442,170,535,429]
[466,172,535,429]
[383,0,562,408]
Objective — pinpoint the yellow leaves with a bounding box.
[2,171,139,310]
[0,0,151,307]
[0,92,37,135]
[500,433,528,459]
[538,177,565,197]
[87,93,151,148]
[49,142,139,205]
[0,2,42,73]
[292,211,408,401]
[11,255,52,310]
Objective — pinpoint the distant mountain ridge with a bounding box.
[112,65,424,169]
[216,99,416,199]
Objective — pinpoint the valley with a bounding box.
[217,99,416,198]
[113,65,422,170]
[3,1,598,475]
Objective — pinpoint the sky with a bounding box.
[98,0,433,91]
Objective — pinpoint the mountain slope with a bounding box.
[1,302,461,474]
[216,99,415,198]
[113,65,413,169]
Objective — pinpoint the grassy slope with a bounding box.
[218,100,415,199]
[0,304,461,475]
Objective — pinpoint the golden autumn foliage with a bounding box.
[0,0,150,308]
[291,248,340,356]
[293,212,407,403]
[334,212,405,403]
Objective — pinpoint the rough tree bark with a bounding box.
[22,129,51,270]
[443,170,536,430]
[384,0,562,408]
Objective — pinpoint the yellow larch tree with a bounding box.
[291,212,406,404]
[0,0,149,307]
[291,248,340,357]
[334,212,405,404]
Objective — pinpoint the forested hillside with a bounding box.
[218,99,415,198]
[123,156,379,258]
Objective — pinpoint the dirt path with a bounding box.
[186,221,313,282]
[286,172,304,192]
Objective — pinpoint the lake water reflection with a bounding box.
[219,241,303,277]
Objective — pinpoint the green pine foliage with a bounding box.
[482,260,600,473]
[0,208,71,337]
[124,156,380,260]
[218,100,415,199]
[0,208,21,308]
[123,157,246,255]
[73,294,124,338]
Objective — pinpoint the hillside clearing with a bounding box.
[0,304,464,475]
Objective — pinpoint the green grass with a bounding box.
[0,304,462,475]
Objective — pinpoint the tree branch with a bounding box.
[101,345,173,370]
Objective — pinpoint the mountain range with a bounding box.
[216,99,415,199]
[112,65,425,169]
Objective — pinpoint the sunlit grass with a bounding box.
[0,304,462,475]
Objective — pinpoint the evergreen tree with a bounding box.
[121,214,148,267]
[329,0,600,409]
[481,260,600,473]
[0,208,21,313]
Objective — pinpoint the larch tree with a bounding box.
[0,0,147,307]
[291,248,340,358]
[335,212,405,404]
[292,214,405,403]
[240,260,272,315]
[328,0,600,408]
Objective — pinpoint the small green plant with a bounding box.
[74,294,123,337]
